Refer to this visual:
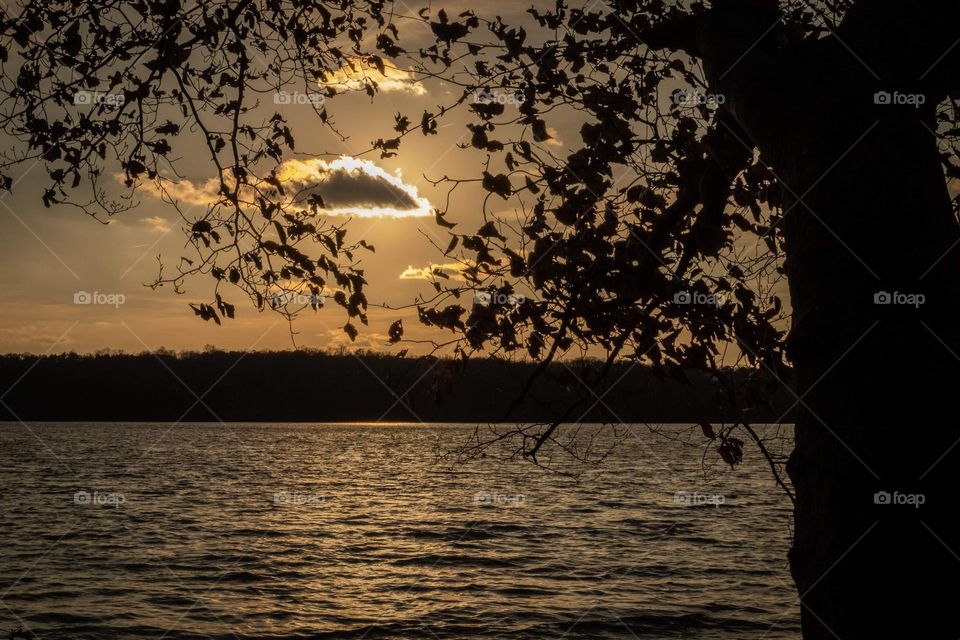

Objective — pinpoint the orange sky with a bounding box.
[0,1,790,357]
[0,2,544,355]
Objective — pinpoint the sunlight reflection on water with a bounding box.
[0,423,799,639]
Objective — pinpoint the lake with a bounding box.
[0,423,799,639]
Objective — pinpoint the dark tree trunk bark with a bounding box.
[698,2,960,637]
[779,102,960,640]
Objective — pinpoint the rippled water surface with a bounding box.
[0,423,799,639]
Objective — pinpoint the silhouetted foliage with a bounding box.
[391,4,960,639]
[0,0,403,330]
[4,1,960,637]
[398,0,960,439]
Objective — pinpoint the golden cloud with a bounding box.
[545,126,563,147]
[321,58,426,96]
[137,156,432,219]
[141,215,172,234]
[399,262,468,281]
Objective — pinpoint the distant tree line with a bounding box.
[0,350,794,423]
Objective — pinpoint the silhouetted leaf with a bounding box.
[388,319,403,343]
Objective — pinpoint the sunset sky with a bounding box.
[0,0,788,356]
[0,1,537,354]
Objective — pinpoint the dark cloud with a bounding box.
[280,157,431,217]
[296,166,421,210]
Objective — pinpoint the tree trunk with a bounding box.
[780,100,960,640]
[698,3,960,637]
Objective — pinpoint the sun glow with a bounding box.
[135,156,432,219]
[278,157,432,218]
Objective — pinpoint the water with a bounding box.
[0,423,800,639]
